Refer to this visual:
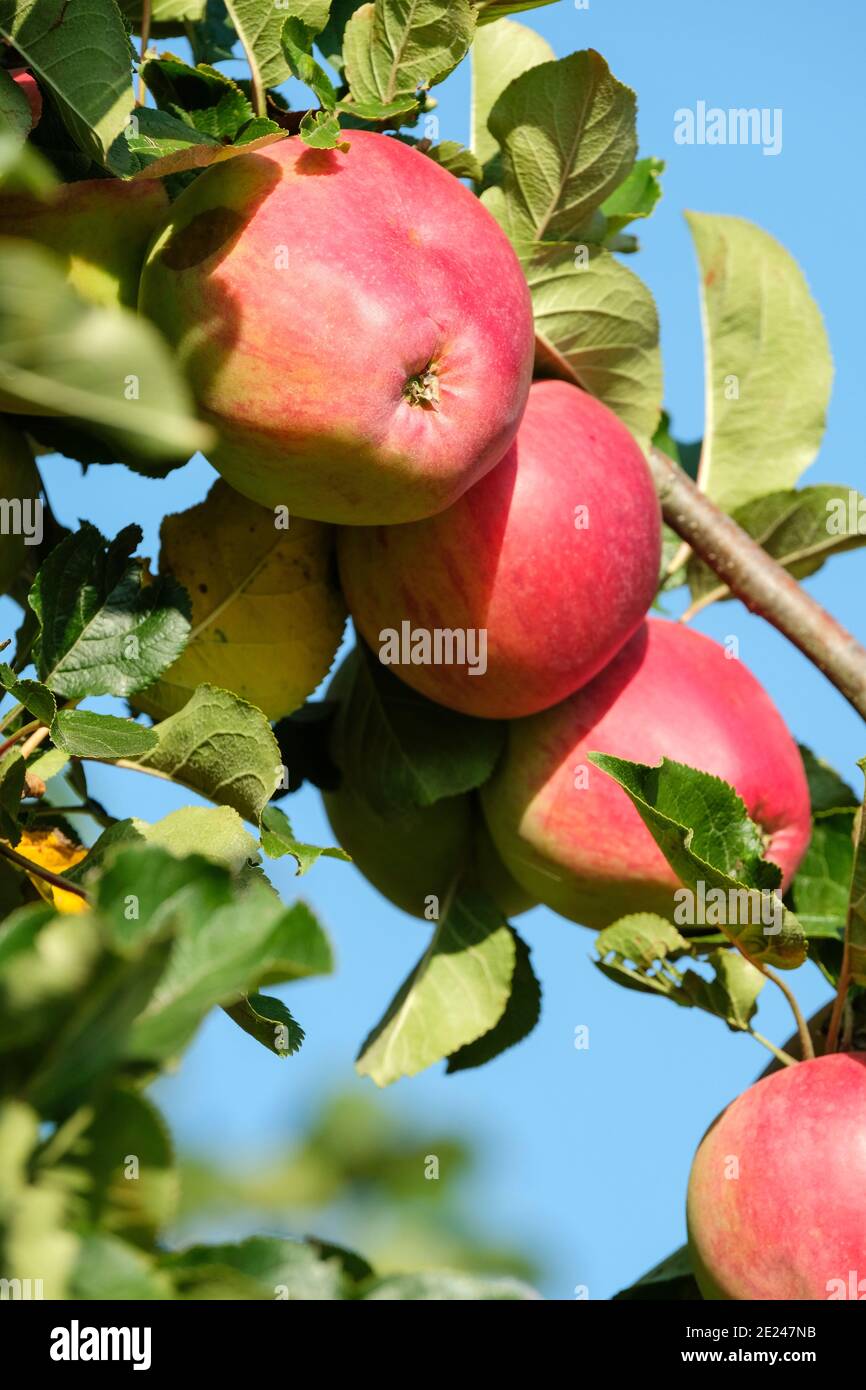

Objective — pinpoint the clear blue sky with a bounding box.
[3,0,865,1299]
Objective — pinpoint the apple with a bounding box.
[687,1053,866,1300]
[0,179,169,309]
[480,619,812,928]
[138,131,534,526]
[338,379,662,718]
[10,68,41,130]
[322,650,533,919]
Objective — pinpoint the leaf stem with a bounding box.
[650,448,866,722]
[0,839,90,902]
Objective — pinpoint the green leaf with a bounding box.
[223,991,305,1056]
[125,105,283,177]
[613,1246,701,1301]
[589,754,806,968]
[482,50,636,246]
[224,0,293,94]
[798,745,859,816]
[686,212,833,515]
[68,1231,172,1300]
[60,1087,178,1247]
[141,805,260,875]
[131,684,282,826]
[342,0,475,119]
[687,486,866,612]
[185,0,238,65]
[0,240,212,462]
[282,16,338,111]
[0,663,55,725]
[161,1235,351,1300]
[299,108,348,149]
[527,242,662,452]
[260,804,350,875]
[446,926,540,1072]
[331,645,505,815]
[0,66,32,142]
[845,760,866,986]
[418,138,482,181]
[30,523,191,700]
[600,156,665,239]
[472,0,558,20]
[790,812,854,939]
[141,54,257,142]
[0,748,25,842]
[0,128,58,194]
[356,888,516,1086]
[470,15,553,174]
[362,1270,539,1299]
[51,710,158,759]
[0,0,135,167]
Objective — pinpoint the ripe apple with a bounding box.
[480,619,812,928]
[338,379,662,718]
[687,1053,866,1300]
[322,650,532,919]
[138,131,534,526]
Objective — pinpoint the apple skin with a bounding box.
[10,69,41,129]
[480,619,812,928]
[687,1053,866,1300]
[138,131,534,526]
[338,380,662,718]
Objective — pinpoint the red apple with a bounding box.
[337,380,661,718]
[138,131,534,526]
[10,68,41,129]
[687,1053,866,1300]
[480,619,812,928]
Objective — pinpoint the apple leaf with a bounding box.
[260,804,351,875]
[472,0,559,20]
[595,914,766,1032]
[798,745,859,817]
[125,106,283,177]
[527,242,662,452]
[0,748,25,841]
[160,1235,357,1300]
[282,15,338,112]
[356,889,515,1086]
[0,0,135,167]
[131,684,282,826]
[362,1271,539,1300]
[298,109,349,149]
[342,0,476,121]
[140,54,260,143]
[223,991,305,1057]
[589,753,807,968]
[133,480,347,724]
[0,240,213,462]
[686,486,866,614]
[789,812,854,941]
[612,1246,701,1302]
[482,49,637,246]
[51,710,158,760]
[0,663,56,726]
[600,156,665,242]
[223,0,293,92]
[29,523,192,700]
[331,644,505,815]
[446,927,540,1072]
[686,212,833,515]
[0,66,32,142]
[470,15,553,175]
[844,760,866,986]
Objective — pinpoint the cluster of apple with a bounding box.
[140,128,812,932]
[137,131,855,1302]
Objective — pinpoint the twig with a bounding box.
[20,725,50,760]
[0,840,90,902]
[0,718,40,759]
[137,0,152,106]
[650,449,866,723]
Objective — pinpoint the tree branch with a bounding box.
[650,448,866,723]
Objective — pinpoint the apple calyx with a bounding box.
[403,362,441,409]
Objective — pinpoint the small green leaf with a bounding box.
[299,108,348,150]
[343,0,475,118]
[686,212,833,515]
[527,242,662,453]
[483,50,637,245]
[600,156,665,239]
[356,889,516,1086]
[260,804,350,875]
[51,710,158,759]
[590,754,806,968]
[30,523,191,700]
[224,991,305,1056]
[131,684,282,826]
[0,663,55,725]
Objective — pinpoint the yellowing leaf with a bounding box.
[10,827,87,914]
[136,481,347,721]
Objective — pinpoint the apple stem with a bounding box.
[649,448,866,723]
[750,1031,798,1068]
[759,960,816,1062]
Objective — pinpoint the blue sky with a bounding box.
[2,0,864,1299]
